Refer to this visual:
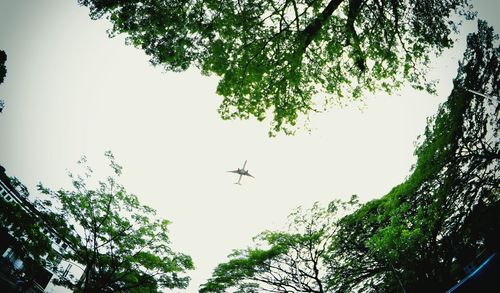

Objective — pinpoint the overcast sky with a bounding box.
[0,1,498,291]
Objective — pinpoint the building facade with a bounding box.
[0,165,83,292]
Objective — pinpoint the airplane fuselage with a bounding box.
[228,160,254,184]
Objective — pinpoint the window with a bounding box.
[53,254,62,267]
[62,264,72,278]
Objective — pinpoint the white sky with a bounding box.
[0,1,498,292]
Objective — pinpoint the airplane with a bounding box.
[228,160,254,185]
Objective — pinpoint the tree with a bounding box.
[0,50,6,84]
[201,20,498,292]
[200,198,359,293]
[0,49,6,112]
[0,191,52,265]
[38,152,194,292]
[326,20,499,292]
[78,0,474,134]
[0,167,64,270]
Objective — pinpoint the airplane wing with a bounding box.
[245,172,255,178]
[242,160,247,170]
[227,170,239,174]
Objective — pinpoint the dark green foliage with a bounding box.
[0,198,52,264]
[8,177,30,197]
[38,152,194,292]
[327,20,499,292]
[0,49,6,85]
[0,49,6,112]
[78,0,474,134]
[0,174,74,276]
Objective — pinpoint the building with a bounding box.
[0,165,83,292]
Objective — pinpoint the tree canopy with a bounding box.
[0,169,67,272]
[0,50,6,84]
[0,49,6,112]
[0,187,52,265]
[37,152,194,292]
[329,20,499,292]
[201,20,499,292]
[200,199,359,293]
[78,0,474,134]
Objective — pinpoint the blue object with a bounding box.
[446,252,498,293]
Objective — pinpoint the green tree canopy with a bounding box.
[0,169,69,271]
[200,198,359,293]
[327,19,499,292]
[38,152,194,293]
[78,0,474,134]
[201,20,499,292]
[0,192,52,265]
